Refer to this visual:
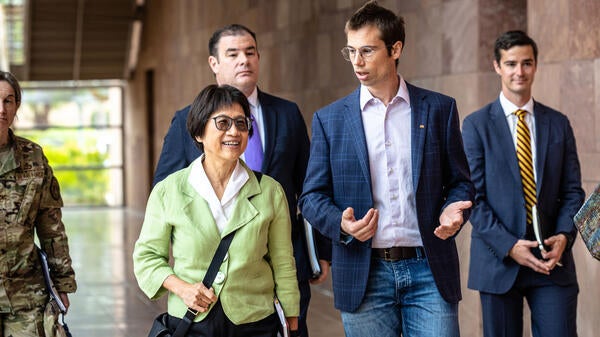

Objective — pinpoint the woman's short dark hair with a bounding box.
[0,71,22,104]
[494,30,538,64]
[186,84,252,151]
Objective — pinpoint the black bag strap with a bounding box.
[172,169,262,337]
[253,170,263,183]
[172,230,235,337]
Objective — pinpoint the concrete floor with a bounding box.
[57,207,600,336]
[61,207,344,337]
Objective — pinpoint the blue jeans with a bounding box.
[340,252,459,337]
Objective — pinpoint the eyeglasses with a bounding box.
[211,115,252,132]
[340,45,390,62]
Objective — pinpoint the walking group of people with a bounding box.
[2,1,598,336]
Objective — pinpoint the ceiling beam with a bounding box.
[73,0,85,80]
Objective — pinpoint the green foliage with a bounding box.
[16,129,109,206]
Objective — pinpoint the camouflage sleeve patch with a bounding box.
[40,172,63,208]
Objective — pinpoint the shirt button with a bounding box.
[214,272,226,284]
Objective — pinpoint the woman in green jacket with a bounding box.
[0,71,76,335]
[133,84,299,336]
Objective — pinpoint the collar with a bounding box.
[0,129,15,151]
[188,154,250,205]
[499,92,534,117]
[247,87,259,109]
[359,75,410,110]
[0,129,18,175]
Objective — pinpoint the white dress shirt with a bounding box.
[498,92,537,181]
[361,75,422,248]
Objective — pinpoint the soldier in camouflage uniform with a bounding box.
[0,71,76,337]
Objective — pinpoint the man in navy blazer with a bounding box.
[153,24,331,337]
[462,30,584,337]
[299,3,473,337]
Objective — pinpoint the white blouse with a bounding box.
[187,155,250,233]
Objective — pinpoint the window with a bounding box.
[14,82,124,206]
[0,0,25,65]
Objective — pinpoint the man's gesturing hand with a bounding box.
[340,207,379,242]
[435,200,472,239]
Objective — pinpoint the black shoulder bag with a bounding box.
[147,171,262,337]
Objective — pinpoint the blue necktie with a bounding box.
[245,116,263,171]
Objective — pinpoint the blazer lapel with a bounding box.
[345,88,372,187]
[408,84,429,192]
[533,101,549,194]
[222,169,261,236]
[180,167,261,239]
[257,90,276,173]
[489,100,521,184]
[180,178,222,242]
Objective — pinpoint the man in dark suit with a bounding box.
[153,24,330,337]
[462,30,585,337]
[298,2,474,337]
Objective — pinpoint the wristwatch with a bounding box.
[290,330,301,337]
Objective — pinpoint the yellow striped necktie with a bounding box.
[514,109,537,226]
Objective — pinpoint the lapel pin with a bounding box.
[419,124,425,129]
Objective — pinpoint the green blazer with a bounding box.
[133,161,300,324]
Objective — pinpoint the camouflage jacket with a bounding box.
[0,130,76,313]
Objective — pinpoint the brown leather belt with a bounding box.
[372,246,424,261]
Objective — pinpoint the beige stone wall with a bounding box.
[528,1,600,336]
[124,0,600,335]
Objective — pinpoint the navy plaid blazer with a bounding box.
[299,84,474,312]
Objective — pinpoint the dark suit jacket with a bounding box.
[299,84,474,312]
[153,89,331,282]
[462,99,585,294]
